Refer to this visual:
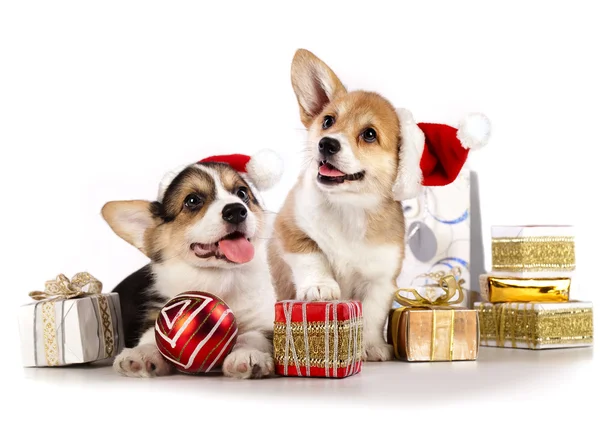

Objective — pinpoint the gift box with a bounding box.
[491,225,575,278]
[387,307,479,361]
[273,301,363,378]
[18,273,124,367]
[397,168,482,308]
[479,274,570,303]
[388,270,479,361]
[475,301,593,349]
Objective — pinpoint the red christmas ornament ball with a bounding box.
[155,291,238,374]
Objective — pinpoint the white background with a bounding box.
[1,1,598,426]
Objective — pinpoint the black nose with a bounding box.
[222,203,248,224]
[318,137,341,156]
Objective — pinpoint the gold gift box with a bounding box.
[479,275,570,303]
[387,307,480,362]
[491,226,575,278]
[475,301,593,349]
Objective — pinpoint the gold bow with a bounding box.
[29,272,103,301]
[395,267,465,307]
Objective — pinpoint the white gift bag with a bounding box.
[395,168,484,308]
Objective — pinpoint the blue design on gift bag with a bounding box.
[433,257,469,270]
[427,209,469,225]
[404,187,470,262]
[405,212,470,263]
[420,186,470,225]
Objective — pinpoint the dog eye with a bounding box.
[184,194,204,209]
[236,187,249,201]
[362,128,377,143]
[322,115,335,130]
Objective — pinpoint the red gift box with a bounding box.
[273,301,363,378]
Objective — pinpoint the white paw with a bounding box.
[298,279,341,301]
[222,348,274,379]
[113,344,173,378]
[362,342,394,362]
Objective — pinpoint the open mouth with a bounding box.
[190,231,255,264]
[317,160,365,185]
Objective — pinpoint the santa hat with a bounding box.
[157,149,283,202]
[393,108,491,201]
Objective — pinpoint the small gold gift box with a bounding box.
[388,268,479,362]
[479,275,570,303]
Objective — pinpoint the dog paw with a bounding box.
[298,279,341,301]
[362,342,394,362]
[113,344,173,378]
[222,348,274,379]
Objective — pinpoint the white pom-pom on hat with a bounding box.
[244,149,284,191]
[456,112,491,150]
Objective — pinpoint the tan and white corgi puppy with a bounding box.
[268,49,490,362]
[103,152,282,378]
[268,49,406,361]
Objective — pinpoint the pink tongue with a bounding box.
[219,237,255,264]
[319,163,345,177]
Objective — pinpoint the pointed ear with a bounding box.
[291,49,347,127]
[101,200,159,257]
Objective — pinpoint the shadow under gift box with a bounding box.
[273,301,363,378]
[386,306,480,362]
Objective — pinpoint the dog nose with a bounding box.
[318,137,341,156]
[222,203,248,224]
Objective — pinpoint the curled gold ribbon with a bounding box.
[395,267,465,307]
[29,272,103,301]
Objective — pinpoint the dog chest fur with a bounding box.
[292,178,402,294]
[152,250,275,333]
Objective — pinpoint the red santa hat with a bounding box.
[157,149,283,202]
[393,108,491,201]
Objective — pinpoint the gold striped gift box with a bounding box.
[475,301,593,349]
[491,225,575,278]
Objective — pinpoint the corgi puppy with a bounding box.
[103,161,276,378]
[268,49,406,361]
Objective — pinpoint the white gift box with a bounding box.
[19,293,124,367]
[396,168,480,308]
[491,225,575,278]
[475,301,593,349]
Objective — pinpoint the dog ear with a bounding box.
[291,49,347,127]
[101,200,159,257]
